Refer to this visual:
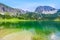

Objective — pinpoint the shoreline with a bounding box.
[0,18,60,23]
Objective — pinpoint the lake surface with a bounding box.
[0,21,60,31]
[0,21,60,40]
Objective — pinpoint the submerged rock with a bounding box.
[2,29,35,40]
[50,32,60,40]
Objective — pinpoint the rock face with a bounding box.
[0,3,25,16]
[35,6,58,14]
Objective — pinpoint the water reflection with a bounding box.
[0,21,60,32]
[0,21,60,40]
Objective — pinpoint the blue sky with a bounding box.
[0,0,60,11]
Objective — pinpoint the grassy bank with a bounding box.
[0,18,60,23]
[0,18,37,23]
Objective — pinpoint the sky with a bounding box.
[0,0,60,11]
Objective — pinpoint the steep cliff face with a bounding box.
[35,6,58,14]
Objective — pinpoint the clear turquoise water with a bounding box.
[0,21,60,40]
[0,21,60,33]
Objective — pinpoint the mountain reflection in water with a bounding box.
[0,21,60,40]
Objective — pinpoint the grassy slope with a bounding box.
[0,18,60,23]
[0,18,37,23]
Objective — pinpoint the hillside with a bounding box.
[0,3,60,20]
[0,3,26,16]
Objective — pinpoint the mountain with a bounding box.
[0,3,60,20]
[0,3,26,16]
[35,6,58,14]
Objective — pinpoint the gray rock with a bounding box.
[35,6,57,14]
[0,3,26,16]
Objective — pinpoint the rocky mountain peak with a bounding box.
[35,6,57,14]
[0,3,26,15]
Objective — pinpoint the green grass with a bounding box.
[54,18,60,21]
[0,18,37,23]
[0,18,60,23]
